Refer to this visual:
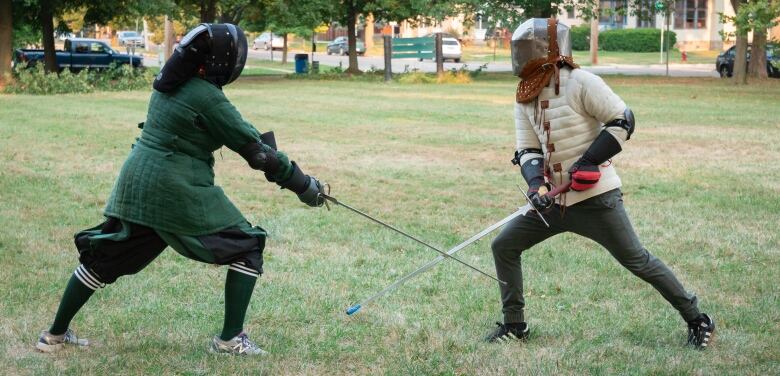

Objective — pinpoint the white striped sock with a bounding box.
[74,265,101,290]
[228,262,259,277]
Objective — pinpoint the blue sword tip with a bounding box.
[346,304,362,316]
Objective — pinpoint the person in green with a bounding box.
[36,23,323,355]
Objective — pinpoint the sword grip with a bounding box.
[544,182,572,198]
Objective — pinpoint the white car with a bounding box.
[441,37,462,62]
[253,32,284,50]
[420,34,462,63]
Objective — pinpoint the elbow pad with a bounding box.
[238,141,281,176]
[604,107,636,140]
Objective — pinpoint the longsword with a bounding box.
[319,192,506,286]
[344,182,571,316]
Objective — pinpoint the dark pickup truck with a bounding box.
[14,38,143,71]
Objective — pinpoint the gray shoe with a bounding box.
[36,329,89,353]
[210,332,267,355]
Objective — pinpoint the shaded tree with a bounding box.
[0,0,11,83]
[720,0,780,82]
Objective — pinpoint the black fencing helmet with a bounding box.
[153,23,247,92]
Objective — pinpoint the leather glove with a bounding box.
[568,160,601,192]
[297,176,325,207]
[528,184,554,211]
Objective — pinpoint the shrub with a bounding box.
[569,26,677,52]
[571,25,591,51]
[5,63,155,95]
[599,28,677,52]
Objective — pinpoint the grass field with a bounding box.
[1,75,779,375]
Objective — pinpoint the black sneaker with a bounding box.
[486,322,529,343]
[687,313,715,349]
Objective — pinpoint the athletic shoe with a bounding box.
[687,313,715,349]
[35,329,89,353]
[486,322,530,343]
[210,332,267,355]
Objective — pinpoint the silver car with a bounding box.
[326,36,365,56]
[253,32,284,50]
[117,31,144,48]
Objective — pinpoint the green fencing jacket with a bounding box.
[105,78,292,236]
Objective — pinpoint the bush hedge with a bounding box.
[5,63,155,95]
[570,26,677,52]
[571,25,591,51]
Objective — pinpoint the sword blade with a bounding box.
[347,205,530,315]
[321,194,506,285]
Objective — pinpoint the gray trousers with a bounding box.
[491,189,700,323]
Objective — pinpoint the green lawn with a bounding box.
[1,76,779,374]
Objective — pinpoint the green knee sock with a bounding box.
[49,273,96,335]
[220,269,258,340]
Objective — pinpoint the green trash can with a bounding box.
[294,54,308,74]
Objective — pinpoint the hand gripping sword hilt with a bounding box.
[318,182,333,210]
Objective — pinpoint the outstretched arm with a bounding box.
[202,101,323,207]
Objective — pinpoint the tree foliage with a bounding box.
[720,0,780,80]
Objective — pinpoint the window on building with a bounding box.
[635,0,658,28]
[567,8,575,19]
[674,0,708,29]
[599,0,628,29]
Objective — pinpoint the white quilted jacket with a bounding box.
[514,67,630,206]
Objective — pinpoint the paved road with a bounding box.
[248,49,720,78]
[143,48,719,78]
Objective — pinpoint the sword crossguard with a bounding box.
[318,182,334,210]
[518,185,551,228]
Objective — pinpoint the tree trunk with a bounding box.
[38,0,57,73]
[748,29,768,79]
[346,5,360,74]
[733,35,748,84]
[730,0,748,84]
[0,0,12,83]
[281,33,288,64]
[364,13,374,55]
[589,14,599,65]
[164,16,174,61]
[200,0,217,23]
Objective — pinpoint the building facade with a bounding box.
[557,0,779,51]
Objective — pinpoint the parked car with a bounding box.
[13,38,143,71]
[253,32,284,50]
[716,43,779,78]
[326,36,365,56]
[117,31,145,48]
[419,34,462,62]
[441,37,462,62]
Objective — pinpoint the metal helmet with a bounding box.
[510,18,572,76]
[153,23,247,92]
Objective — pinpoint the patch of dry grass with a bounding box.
[0,76,778,374]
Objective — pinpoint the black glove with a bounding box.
[513,149,551,210]
[528,184,554,211]
[297,176,325,207]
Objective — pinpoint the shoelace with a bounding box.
[233,334,255,354]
